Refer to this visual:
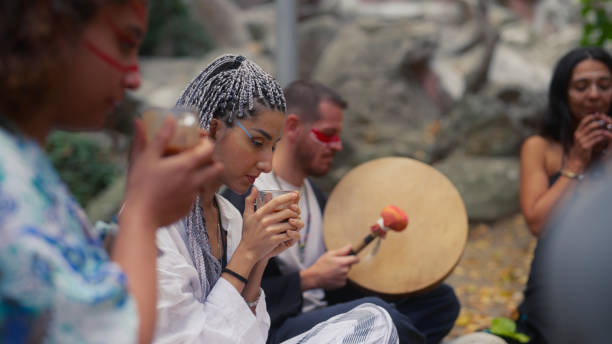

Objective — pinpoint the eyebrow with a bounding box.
[252,128,272,140]
[572,77,612,84]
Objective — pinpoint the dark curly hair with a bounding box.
[541,46,612,152]
[0,0,133,114]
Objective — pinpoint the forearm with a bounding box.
[299,267,318,291]
[113,211,158,344]
[243,258,268,312]
[223,248,257,295]
[523,177,579,236]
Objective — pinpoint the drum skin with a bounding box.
[323,157,468,296]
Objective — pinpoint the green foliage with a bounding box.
[140,0,215,57]
[581,0,612,47]
[489,317,530,343]
[45,132,119,207]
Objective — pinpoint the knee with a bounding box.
[359,296,391,310]
[437,284,461,318]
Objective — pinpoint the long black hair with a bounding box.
[541,46,612,151]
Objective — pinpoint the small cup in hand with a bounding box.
[256,189,294,210]
[142,107,200,155]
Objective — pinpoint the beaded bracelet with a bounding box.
[222,267,248,284]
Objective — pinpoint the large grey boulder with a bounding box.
[298,15,343,79]
[431,86,546,162]
[188,0,251,48]
[435,153,520,222]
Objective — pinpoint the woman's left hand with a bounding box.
[263,219,302,260]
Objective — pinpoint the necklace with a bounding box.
[208,199,225,263]
[272,172,311,264]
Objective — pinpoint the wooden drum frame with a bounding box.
[323,157,468,297]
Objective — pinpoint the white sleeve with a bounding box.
[154,228,270,344]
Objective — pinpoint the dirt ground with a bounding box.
[444,214,537,340]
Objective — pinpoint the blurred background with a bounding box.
[47,0,612,339]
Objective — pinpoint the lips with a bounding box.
[247,176,256,184]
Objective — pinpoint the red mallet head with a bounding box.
[381,205,408,232]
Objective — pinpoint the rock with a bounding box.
[445,332,508,344]
[431,86,546,161]
[499,22,532,46]
[234,0,272,9]
[188,0,251,48]
[298,15,342,79]
[331,0,463,22]
[432,0,499,99]
[435,153,520,222]
[489,44,551,92]
[533,0,581,34]
[241,3,276,52]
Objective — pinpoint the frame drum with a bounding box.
[323,157,468,296]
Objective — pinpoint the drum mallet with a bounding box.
[350,205,409,255]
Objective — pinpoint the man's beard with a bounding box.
[296,146,333,177]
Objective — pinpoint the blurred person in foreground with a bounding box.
[224,80,460,344]
[517,46,612,343]
[153,55,399,344]
[538,157,612,344]
[0,1,222,343]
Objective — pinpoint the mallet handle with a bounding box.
[350,232,379,255]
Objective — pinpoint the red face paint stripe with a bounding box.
[105,16,138,45]
[311,128,340,143]
[84,40,139,73]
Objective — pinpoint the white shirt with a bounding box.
[154,194,270,344]
[255,172,327,312]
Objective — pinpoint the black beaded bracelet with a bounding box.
[222,267,248,284]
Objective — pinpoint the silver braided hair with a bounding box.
[176,54,286,130]
[177,54,285,302]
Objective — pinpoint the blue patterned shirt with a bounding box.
[0,128,137,343]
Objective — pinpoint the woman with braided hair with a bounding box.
[153,54,399,344]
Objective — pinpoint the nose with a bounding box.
[587,84,602,98]
[123,68,141,90]
[329,139,343,152]
[256,150,273,173]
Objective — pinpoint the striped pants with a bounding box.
[282,303,399,344]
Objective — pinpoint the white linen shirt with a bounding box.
[154,194,270,344]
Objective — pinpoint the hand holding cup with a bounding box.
[142,107,200,155]
[238,187,303,262]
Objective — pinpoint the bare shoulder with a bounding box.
[521,135,549,157]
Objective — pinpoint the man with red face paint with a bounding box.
[224,80,460,344]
